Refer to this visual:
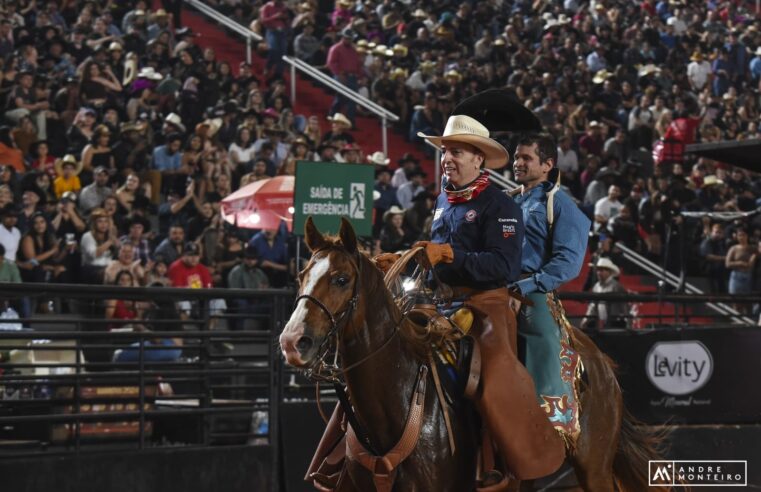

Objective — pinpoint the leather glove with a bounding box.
[373,252,401,273]
[412,241,454,267]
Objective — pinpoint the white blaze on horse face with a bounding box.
[280,255,331,365]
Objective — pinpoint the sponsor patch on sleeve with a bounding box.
[433,208,443,221]
[502,224,516,238]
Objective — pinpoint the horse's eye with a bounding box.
[332,275,349,287]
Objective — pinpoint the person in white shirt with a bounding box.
[228,126,257,169]
[555,135,578,179]
[396,169,426,209]
[594,185,623,233]
[0,207,21,261]
[687,51,712,91]
[391,153,419,189]
[80,208,117,283]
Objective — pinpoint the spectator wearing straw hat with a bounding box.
[379,205,413,253]
[53,154,82,199]
[322,112,354,146]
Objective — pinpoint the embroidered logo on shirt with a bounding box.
[433,208,443,221]
[498,218,518,223]
[502,224,516,238]
[465,210,477,222]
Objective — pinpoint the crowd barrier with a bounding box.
[0,284,758,491]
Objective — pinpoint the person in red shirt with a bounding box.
[259,0,290,81]
[327,28,363,126]
[167,242,212,289]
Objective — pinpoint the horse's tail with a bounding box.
[613,406,674,492]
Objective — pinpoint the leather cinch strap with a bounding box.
[346,364,429,492]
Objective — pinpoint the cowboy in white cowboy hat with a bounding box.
[583,257,627,330]
[412,113,568,479]
[417,114,509,169]
[164,113,186,134]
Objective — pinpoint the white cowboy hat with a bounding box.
[327,112,352,129]
[137,67,163,81]
[382,205,405,222]
[366,151,390,166]
[164,112,186,133]
[594,257,620,277]
[55,154,83,176]
[417,114,509,169]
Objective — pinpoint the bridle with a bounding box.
[293,247,400,385]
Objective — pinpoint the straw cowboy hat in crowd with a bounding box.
[382,205,405,222]
[593,69,613,84]
[55,154,83,176]
[417,114,509,169]
[327,113,352,129]
[702,175,724,187]
[164,113,186,133]
[367,151,390,166]
[593,257,620,277]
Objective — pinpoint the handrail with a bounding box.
[613,242,754,324]
[183,0,262,64]
[281,55,398,156]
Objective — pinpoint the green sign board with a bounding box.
[294,161,375,236]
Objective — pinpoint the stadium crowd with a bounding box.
[0,0,760,322]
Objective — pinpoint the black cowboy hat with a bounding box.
[452,89,542,133]
[397,152,419,165]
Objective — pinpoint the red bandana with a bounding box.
[444,170,491,204]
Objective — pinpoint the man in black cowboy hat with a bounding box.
[391,152,420,188]
[119,215,152,266]
[317,140,338,162]
[373,166,400,236]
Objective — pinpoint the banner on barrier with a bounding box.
[591,328,761,424]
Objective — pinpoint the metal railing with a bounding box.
[0,283,292,492]
[281,56,400,156]
[183,0,262,64]
[612,242,755,325]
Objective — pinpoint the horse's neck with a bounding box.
[341,286,419,453]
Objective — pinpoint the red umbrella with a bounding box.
[221,176,294,231]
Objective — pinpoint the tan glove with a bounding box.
[412,241,455,267]
[373,252,401,273]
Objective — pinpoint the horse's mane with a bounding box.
[316,237,430,360]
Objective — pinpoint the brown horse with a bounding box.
[280,218,667,491]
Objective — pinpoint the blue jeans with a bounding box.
[729,270,753,294]
[113,339,182,362]
[265,29,288,77]
[329,74,357,125]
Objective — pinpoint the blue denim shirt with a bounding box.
[512,182,591,295]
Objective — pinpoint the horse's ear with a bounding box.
[338,218,357,254]
[304,216,327,252]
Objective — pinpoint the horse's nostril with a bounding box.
[296,336,314,354]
